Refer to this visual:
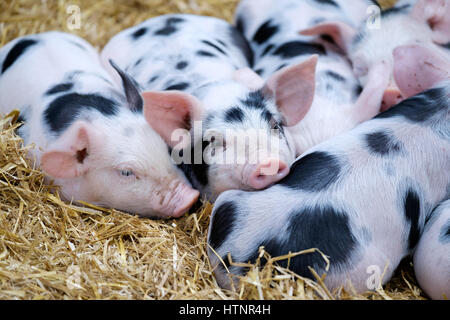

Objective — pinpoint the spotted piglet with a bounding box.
[101,14,331,200]
[0,32,199,218]
[207,58,450,295]
[300,0,450,110]
[413,200,450,300]
[234,0,390,158]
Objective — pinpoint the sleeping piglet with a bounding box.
[300,0,450,110]
[0,32,199,218]
[207,48,450,295]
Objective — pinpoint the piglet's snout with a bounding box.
[246,158,289,190]
[161,182,199,218]
[381,86,404,112]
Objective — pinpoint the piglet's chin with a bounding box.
[163,183,200,218]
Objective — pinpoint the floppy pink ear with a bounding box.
[264,55,318,127]
[411,0,450,44]
[141,91,204,147]
[299,21,356,54]
[393,44,450,98]
[41,122,95,179]
[233,67,266,91]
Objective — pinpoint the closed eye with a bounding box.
[120,169,135,177]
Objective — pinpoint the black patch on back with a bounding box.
[252,19,279,45]
[196,50,217,58]
[365,131,402,156]
[45,83,74,96]
[44,93,119,134]
[375,87,446,123]
[202,40,227,55]
[313,0,339,7]
[326,70,346,82]
[250,205,357,279]
[404,189,421,250]
[279,151,342,191]
[176,61,189,70]
[2,39,38,74]
[229,26,254,67]
[241,90,267,110]
[273,41,326,58]
[131,27,148,39]
[165,82,190,91]
[209,201,238,249]
[154,17,184,36]
[224,107,245,123]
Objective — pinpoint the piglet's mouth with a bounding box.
[162,183,200,218]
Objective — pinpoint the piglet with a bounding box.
[207,52,450,294]
[413,200,450,300]
[101,14,324,200]
[234,0,390,157]
[300,0,450,110]
[0,32,199,218]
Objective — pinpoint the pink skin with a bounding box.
[411,0,450,44]
[381,84,404,112]
[41,117,200,219]
[393,44,450,98]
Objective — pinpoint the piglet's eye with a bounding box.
[120,169,135,177]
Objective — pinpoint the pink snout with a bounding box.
[247,159,289,190]
[169,185,200,218]
[381,87,404,112]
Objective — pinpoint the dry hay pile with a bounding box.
[0,0,426,300]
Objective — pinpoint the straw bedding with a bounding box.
[0,0,427,300]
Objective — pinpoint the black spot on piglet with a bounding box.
[209,201,238,250]
[2,39,38,74]
[280,151,342,191]
[404,189,421,250]
[250,205,357,279]
[131,27,148,40]
[365,131,402,156]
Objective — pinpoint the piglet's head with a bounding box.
[41,61,199,219]
[142,55,318,199]
[299,0,450,111]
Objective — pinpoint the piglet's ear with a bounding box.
[41,122,97,179]
[233,67,266,91]
[393,44,450,98]
[142,91,204,147]
[299,21,356,54]
[411,0,450,44]
[109,59,144,112]
[264,55,318,127]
